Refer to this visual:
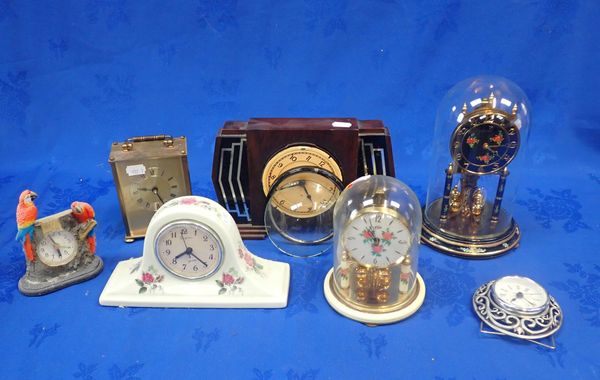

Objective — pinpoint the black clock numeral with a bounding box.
[306,156,312,161]
[181,228,188,235]
[165,239,172,246]
[193,265,199,271]
[277,163,283,168]
[290,155,297,162]
[172,258,177,265]
[375,214,382,223]
[319,161,325,167]
[182,264,187,270]
[149,168,156,176]
[171,231,177,238]
[170,193,177,198]
[165,249,171,255]
[203,235,208,241]
[209,244,214,251]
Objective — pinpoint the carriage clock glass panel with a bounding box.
[264,166,344,257]
[211,118,395,240]
[324,175,426,325]
[109,135,192,242]
[422,76,531,257]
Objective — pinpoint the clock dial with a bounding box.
[37,230,78,267]
[155,221,223,279]
[130,165,181,211]
[452,112,520,174]
[343,212,411,268]
[492,276,549,315]
[262,145,343,195]
[270,171,341,218]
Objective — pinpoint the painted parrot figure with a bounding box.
[71,201,96,254]
[16,190,38,262]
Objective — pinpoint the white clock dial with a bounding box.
[492,276,549,314]
[155,221,223,279]
[37,230,78,267]
[343,212,411,268]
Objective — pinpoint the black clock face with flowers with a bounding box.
[451,112,520,174]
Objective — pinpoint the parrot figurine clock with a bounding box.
[99,196,290,308]
[16,190,104,296]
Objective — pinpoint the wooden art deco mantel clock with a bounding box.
[212,118,395,240]
[422,76,531,258]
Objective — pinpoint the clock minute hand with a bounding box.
[189,252,208,267]
[298,180,313,201]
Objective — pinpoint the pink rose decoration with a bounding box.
[142,272,154,284]
[362,230,373,239]
[372,245,383,254]
[382,231,394,241]
[223,273,235,285]
[181,197,197,205]
[244,253,254,267]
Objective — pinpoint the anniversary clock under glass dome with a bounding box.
[324,175,425,325]
[422,76,531,257]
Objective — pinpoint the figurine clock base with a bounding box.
[421,216,520,258]
[18,256,104,296]
[323,268,425,325]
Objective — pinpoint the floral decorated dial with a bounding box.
[343,212,411,268]
[452,113,520,174]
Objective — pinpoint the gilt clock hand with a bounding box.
[152,187,165,204]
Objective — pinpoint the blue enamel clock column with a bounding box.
[421,76,531,258]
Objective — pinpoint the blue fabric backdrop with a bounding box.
[1,1,599,379]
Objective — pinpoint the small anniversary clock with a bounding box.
[324,176,426,325]
[99,196,290,308]
[212,118,395,239]
[109,135,192,242]
[422,76,531,257]
[473,276,563,349]
[16,190,103,296]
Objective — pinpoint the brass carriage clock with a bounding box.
[422,76,531,257]
[109,135,192,242]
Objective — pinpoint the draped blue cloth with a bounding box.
[0,1,599,379]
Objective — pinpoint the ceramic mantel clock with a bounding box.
[473,275,563,349]
[324,176,426,325]
[422,76,531,258]
[16,190,103,296]
[99,196,290,308]
[109,135,192,242]
[212,118,395,240]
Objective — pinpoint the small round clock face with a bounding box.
[270,171,341,218]
[452,112,520,174]
[492,276,549,315]
[262,145,343,195]
[130,166,182,211]
[343,211,411,268]
[155,221,223,279]
[37,230,78,267]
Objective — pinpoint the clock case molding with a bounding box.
[19,210,104,296]
[212,118,395,239]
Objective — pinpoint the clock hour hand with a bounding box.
[48,236,63,258]
[175,247,192,259]
[298,180,313,201]
[152,187,165,204]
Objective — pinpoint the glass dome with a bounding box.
[328,175,424,316]
[422,76,531,257]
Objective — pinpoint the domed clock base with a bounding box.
[421,216,520,258]
[323,268,425,325]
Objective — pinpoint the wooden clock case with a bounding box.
[212,118,395,239]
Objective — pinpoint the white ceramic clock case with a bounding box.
[99,196,290,308]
